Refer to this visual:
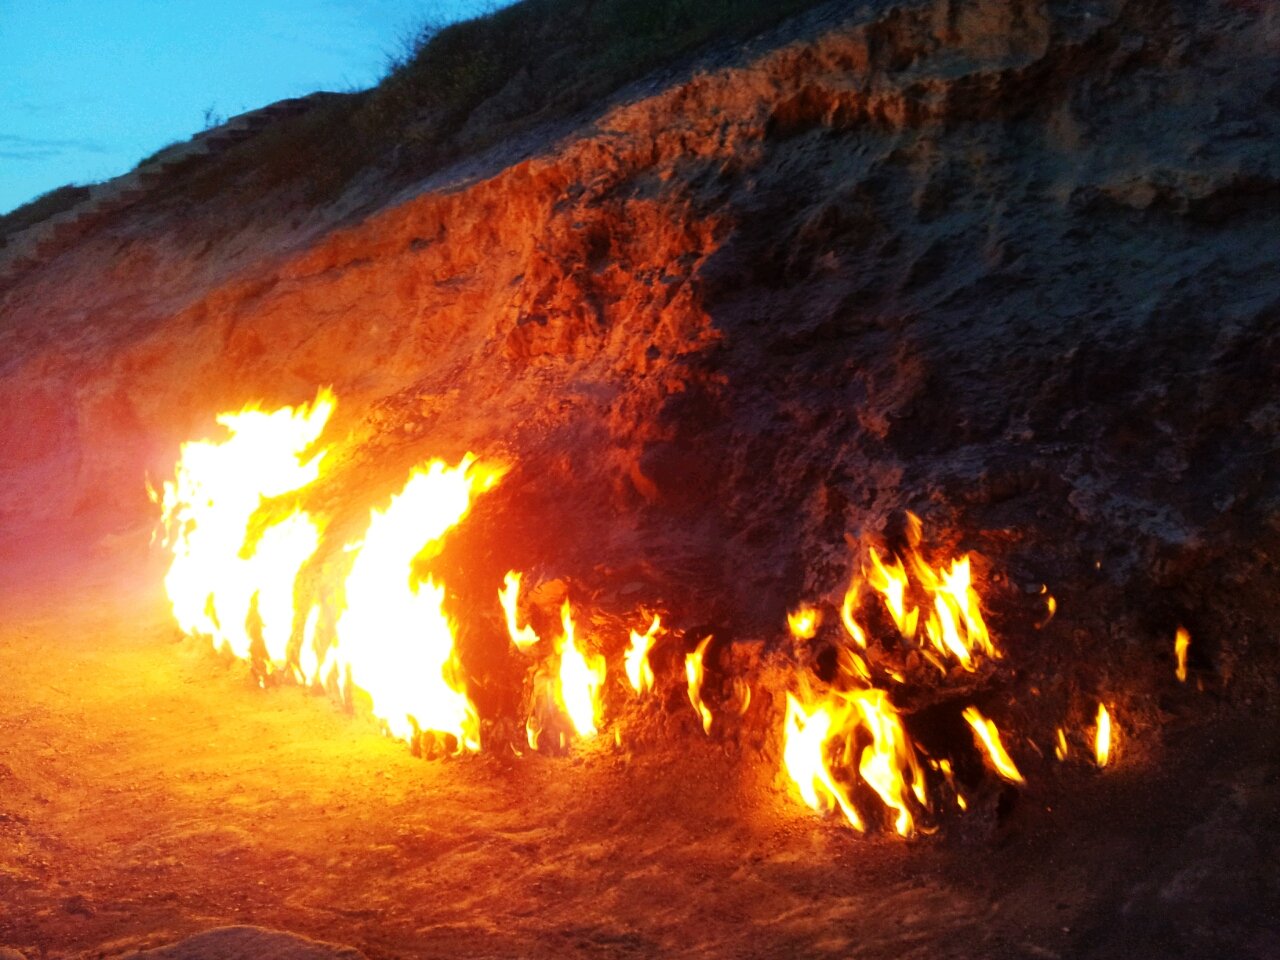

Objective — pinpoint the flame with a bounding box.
[867,547,917,639]
[625,614,662,694]
[853,689,927,836]
[1036,585,1057,629]
[498,571,540,653]
[326,455,503,749]
[1054,726,1070,761]
[1174,626,1190,683]
[685,635,714,734]
[840,575,867,647]
[787,605,821,641]
[961,706,1025,785]
[850,517,996,672]
[556,600,605,738]
[837,646,872,684]
[782,688,926,836]
[783,693,864,831]
[1094,703,1112,768]
[160,402,1088,827]
[155,389,334,663]
[916,556,994,670]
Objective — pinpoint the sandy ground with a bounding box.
[0,537,1276,960]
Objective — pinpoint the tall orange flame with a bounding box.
[326,455,504,749]
[849,516,997,672]
[155,389,334,664]
[782,687,926,836]
[556,600,605,738]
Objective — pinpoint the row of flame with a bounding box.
[154,390,1192,836]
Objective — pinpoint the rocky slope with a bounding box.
[4,0,1277,675]
[0,0,1278,953]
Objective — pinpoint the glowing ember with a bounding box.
[1054,726,1070,761]
[1175,626,1190,683]
[1094,703,1112,768]
[685,635,714,734]
[155,389,334,663]
[787,605,820,641]
[556,600,606,738]
[625,614,662,694]
[962,706,1025,785]
[327,455,503,749]
[499,571,540,653]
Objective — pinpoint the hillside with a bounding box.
[1,0,1278,957]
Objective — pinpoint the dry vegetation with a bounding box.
[0,184,90,247]
[97,0,832,212]
[5,0,830,243]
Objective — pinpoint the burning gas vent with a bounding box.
[154,388,1157,838]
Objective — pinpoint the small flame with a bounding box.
[1094,703,1112,768]
[787,604,821,641]
[962,706,1025,785]
[1174,627,1190,683]
[837,647,872,684]
[556,600,606,738]
[1036,585,1057,629]
[1054,726,1070,761]
[498,571,540,653]
[685,635,714,734]
[840,575,867,647]
[867,547,917,639]
[625,614,662,694]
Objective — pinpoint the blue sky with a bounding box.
[0,1,501,214]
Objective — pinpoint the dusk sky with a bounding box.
[0,1,502,214]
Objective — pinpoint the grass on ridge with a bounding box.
[175,0,830,206]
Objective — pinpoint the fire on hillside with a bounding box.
[154,388,1129,837]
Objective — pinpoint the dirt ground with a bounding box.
[0,536,1276,960]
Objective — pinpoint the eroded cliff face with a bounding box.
[1,0,1277,710]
